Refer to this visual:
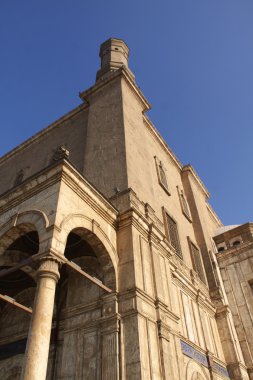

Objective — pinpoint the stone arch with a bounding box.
[56,216,119,379]
[59,213,118,288]
[0,209,49,255]
[186,359,210,380]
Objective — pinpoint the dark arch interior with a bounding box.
[7,231,39,255]
[0,231,38,310]
[64,232,96,260]
[0,268,35,311]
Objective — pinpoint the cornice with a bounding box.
[214,222,253,241]
[117,207,175,261]
[216,241,253,265]
[182,164,210,199]
[143,115,183,171]
[0,160,119,231]
[79,66,151,113]
[206,202,223,227]
[171,262,214,314]
[61,168,117,227]
[0,170,62,215]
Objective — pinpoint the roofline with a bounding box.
[80,66,151,113]
[0,103,88,166]
[182,164,210,198]
[143,115,183,170]
[214,222,253,239]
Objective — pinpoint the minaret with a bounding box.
[96,38,134,81]
[81,37,149,199]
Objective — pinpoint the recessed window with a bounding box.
[177,186,191,222]
[154,156,170,195]
[218,246,225,252]
[164,211,182,259]
[233,240,241,246]
[188,238,207,284]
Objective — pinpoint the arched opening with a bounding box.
[0,221,118,379]
[0,229,38,375]
[7,231,39,255]
[53,227,117,379]
[233,240,241,247]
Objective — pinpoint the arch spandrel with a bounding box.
[186,359,210,380]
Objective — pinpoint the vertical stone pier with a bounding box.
[21,257,60,380]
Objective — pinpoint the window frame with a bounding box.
[177,186,192,222]
[154,156,171,195]
[163,207,183,259]
[187,237,207,284]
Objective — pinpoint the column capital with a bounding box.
[36,256,60,282]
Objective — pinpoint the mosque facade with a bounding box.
[0,38,252,380]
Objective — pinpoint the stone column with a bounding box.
[21,257,60,380]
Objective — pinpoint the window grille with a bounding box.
[180,192,191,219]
[155,157,170,194]
[189,241,206,284]
[159,163,168,190]
[166,214,182,259]
[177,186,191,221]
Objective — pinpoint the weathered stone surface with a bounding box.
[0,37,250,380]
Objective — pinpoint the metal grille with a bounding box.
[181,193,191,219]
[159,164,168,189]
[166,214,182,259]
[190,243,206,284]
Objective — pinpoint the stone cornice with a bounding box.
[0,169,62,215]
[117,207,176,261]
[0,160,118,230]
[0,103,87,166]
[171,265,215,314]
[206,202,223,227]
[61,164,118,227]
[216,241,253,265]
[214,222,253,241]
[143,115,183,171]
[79,66,151,113]
[182,164,210,198]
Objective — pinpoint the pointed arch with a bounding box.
[186,359,210,380]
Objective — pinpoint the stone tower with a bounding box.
[0,38,251,380]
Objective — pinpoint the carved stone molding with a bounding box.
[157,320,171,342]
[36,256,60,282]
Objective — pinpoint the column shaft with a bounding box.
[21,258,60,380]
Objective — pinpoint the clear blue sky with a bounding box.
[1,1,252,225]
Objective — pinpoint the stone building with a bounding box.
[0,38,251,380]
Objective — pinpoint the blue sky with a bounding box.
[1,1,252,225]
